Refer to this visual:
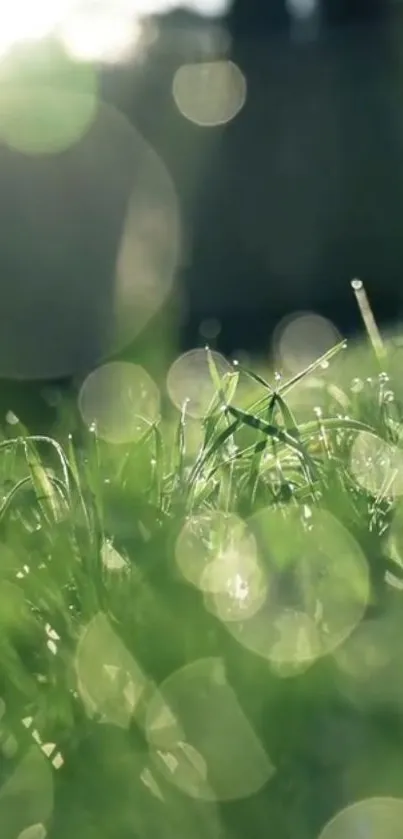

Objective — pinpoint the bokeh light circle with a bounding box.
[167,349,231,417]
[78,361,160,444]
[222,506,369,674]
[0,43,98,155]
[146,657,274,801]
[172,61,246,127]
[75,612,147,728]
[175,511,267,619]
[350,431,403,498]
[274,312,340,375]
[319,797,403,839]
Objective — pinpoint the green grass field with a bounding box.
[1,302,403,839]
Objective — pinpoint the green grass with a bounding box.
[1,333,403,839]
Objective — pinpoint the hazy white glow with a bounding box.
[78,362,160,444]
[274,312,340,375]
[60,6,143,63]
[0,0,232,59]
[173,61,246,127]
[0,0,67,55]
[319,797,403,839]
[146,658,274,800]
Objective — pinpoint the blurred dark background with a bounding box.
[1,0,403,421]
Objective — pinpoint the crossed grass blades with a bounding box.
[1,325,403,838]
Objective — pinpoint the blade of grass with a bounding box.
[277,340,347,397]
[190,418,239,485]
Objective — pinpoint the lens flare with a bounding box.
[0,0,68,55]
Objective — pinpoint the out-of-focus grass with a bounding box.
[1,336,403,839]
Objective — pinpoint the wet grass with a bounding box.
[1,332,403,839]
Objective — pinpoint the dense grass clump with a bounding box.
[1,332,403,839]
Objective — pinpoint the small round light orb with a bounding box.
[319,797,403,839]
[172,60,246,127]
[78,361,160,444]
[175,511,266,619]
[203,547,267,622]
[167,349,231,417]
[274,312,340,375]
[176,512,250,587]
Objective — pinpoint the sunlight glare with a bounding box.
[0,0,67,56]
[59,4,144,64]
